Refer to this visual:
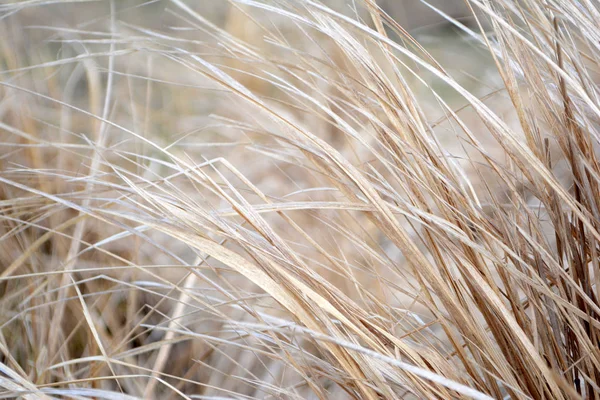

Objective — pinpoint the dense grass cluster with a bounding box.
[1,0,600,398]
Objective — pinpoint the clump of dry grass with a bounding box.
[1,0,600,399]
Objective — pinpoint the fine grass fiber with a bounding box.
[1,0,600,399]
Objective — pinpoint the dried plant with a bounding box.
[0,0,599,399]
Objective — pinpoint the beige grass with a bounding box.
[0,0,600,399]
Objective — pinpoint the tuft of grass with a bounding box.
[1,0,600,398]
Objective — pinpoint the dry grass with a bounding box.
[1,0,600,399]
